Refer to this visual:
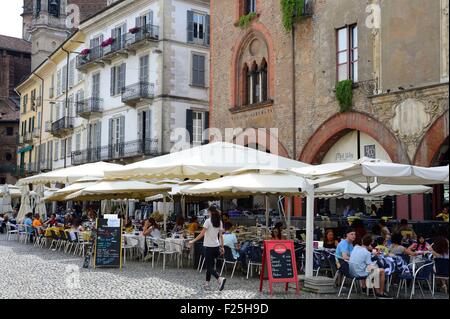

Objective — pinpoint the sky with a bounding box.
[0,0,24,39]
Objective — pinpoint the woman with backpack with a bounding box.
[189,206,227,291]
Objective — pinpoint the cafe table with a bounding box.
[123,233,146,256]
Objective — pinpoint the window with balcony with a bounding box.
[336,24,358,82]
[187,11,210,46]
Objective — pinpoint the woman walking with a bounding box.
[189,206,227,291]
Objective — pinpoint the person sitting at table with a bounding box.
[394,219,417,240]
[323,229,339,249]
[374,236,389,255]
[222,222,247,272]
[408,234,431,253]
[23,212,34,239]
[378,220,391,241]
[336,228,356,261]
[389,233,416,257]
[436,204,449,223]
[32,214,44,233]
[124,218,133,233]
[349,234,391,298]
[0,214,8,233]
[143,217,161,239]
[271,226,282,240]
[222,212,230,223]
[431,236,449,259]
[63,213,73,228]
[172,216,185,235]
[44,214,59,228]
[71,219,84,232]
[187,216,200,235]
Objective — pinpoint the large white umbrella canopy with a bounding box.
[17,162,124,186]
[1,184,13,213]
[104,142,309,180]
[290,158,449,278]
[17,185,32,222]
[315,181,433,199]
[44,177,101,202]
[291,158,449,185]
[0,185,21,199]
[181,169,307,197]
[65,180,172,201]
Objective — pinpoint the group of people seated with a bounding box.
[331,220,449,298]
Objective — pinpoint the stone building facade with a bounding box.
[210,0,449,219]
[0,35,31,184]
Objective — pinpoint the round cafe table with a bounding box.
[123,233,146,256]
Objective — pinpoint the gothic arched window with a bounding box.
[48,0,60,17]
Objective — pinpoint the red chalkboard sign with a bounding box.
[259,240,299,295]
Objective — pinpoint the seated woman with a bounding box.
[32,214,44,234]
[431,236,449,259]
[323,229,339,249]
[389,233,416,257]
[271,227,282,240]
[143,218,161,239]
[187,216,200,235]
[44,214,59,228]
[173,216,185,234]
[408,234,431,253]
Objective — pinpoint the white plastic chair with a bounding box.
[123,236,139,265]
[6,223,19,241]
[157,239,178,270]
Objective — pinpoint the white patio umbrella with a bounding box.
[290,158,449,278]
[17,162,124,186]
[104,142,309,181]
[0,185,21,199]
[315,181,433,199]
[34,184,47,220]
[181,168,308,236]
[17,185,32,222]
[1,184,13,214]
[43,177,101,202]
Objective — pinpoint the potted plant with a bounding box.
[80,48,90,56]
[129,26,141,34]
[101,37,115,47]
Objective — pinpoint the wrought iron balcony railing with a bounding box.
[126,24,159,47]
[76,46,103,69]
[45,117,74,137]
[76,97,103,118]
[72,138,159,165]
[122,82,155,106]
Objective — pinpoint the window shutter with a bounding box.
[96,122,102,150]
[110,67,116,96]
[203,111,209,145]
[119,63,126,93]
[135,16,141,28]
[205,15,210,46]
[187,10,194,43]
[57,70,61,96]
[120,116,125,156]
[186,109,193,144]
[67,136,72,157]
[49,141,53,164]
[149,11,154,26]
[69,59,75,87]
[108,119,113,152]
[145,109,151,140]
[199,55,205,86]
[137,111,143,140]
[62,65,68,93]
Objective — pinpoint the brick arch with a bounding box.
[299,111,410,164]
[414,111,450,166]
[231,22,275,108]
[232,128,290,158]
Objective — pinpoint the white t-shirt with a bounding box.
[150,228,161,239]
[203,218,223,248]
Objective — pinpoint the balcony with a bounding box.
[101,34,128,61]
[122,82,155,107]
[125,24,159,51]
[72,138,159,165]
[76,46,104,71]
[45,117,74,137]
[32,128,41,139]
[76,97,103,119]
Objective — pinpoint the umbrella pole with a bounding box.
[265,195,269,238]
[163,194,167,234]
[305,182,315,278]
[181,196,186,219]
[287,197,292,240]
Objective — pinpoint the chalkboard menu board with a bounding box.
[94,218,123,269]
[260,240,299,295]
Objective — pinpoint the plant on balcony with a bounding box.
[80,48,90,56]
[101,37,115,47]
[281,0,304,32]
[129,26,141,34]
[237,12,258,29]
[336,79,353,113]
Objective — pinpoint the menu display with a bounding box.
[260,240,299,295]
[94,218,122,269]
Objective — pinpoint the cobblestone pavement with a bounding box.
[0,235,446,299]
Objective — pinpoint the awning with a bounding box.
[17,145,33,154]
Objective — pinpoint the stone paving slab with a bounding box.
[0,235,446,300]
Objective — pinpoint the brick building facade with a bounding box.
[210,0,449,219]
[0,35,31,184]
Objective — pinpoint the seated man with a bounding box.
[336,228,356,261]
[222,222,247,271]
[349,234,390,298]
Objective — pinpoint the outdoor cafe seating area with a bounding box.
[1,142,449,298]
